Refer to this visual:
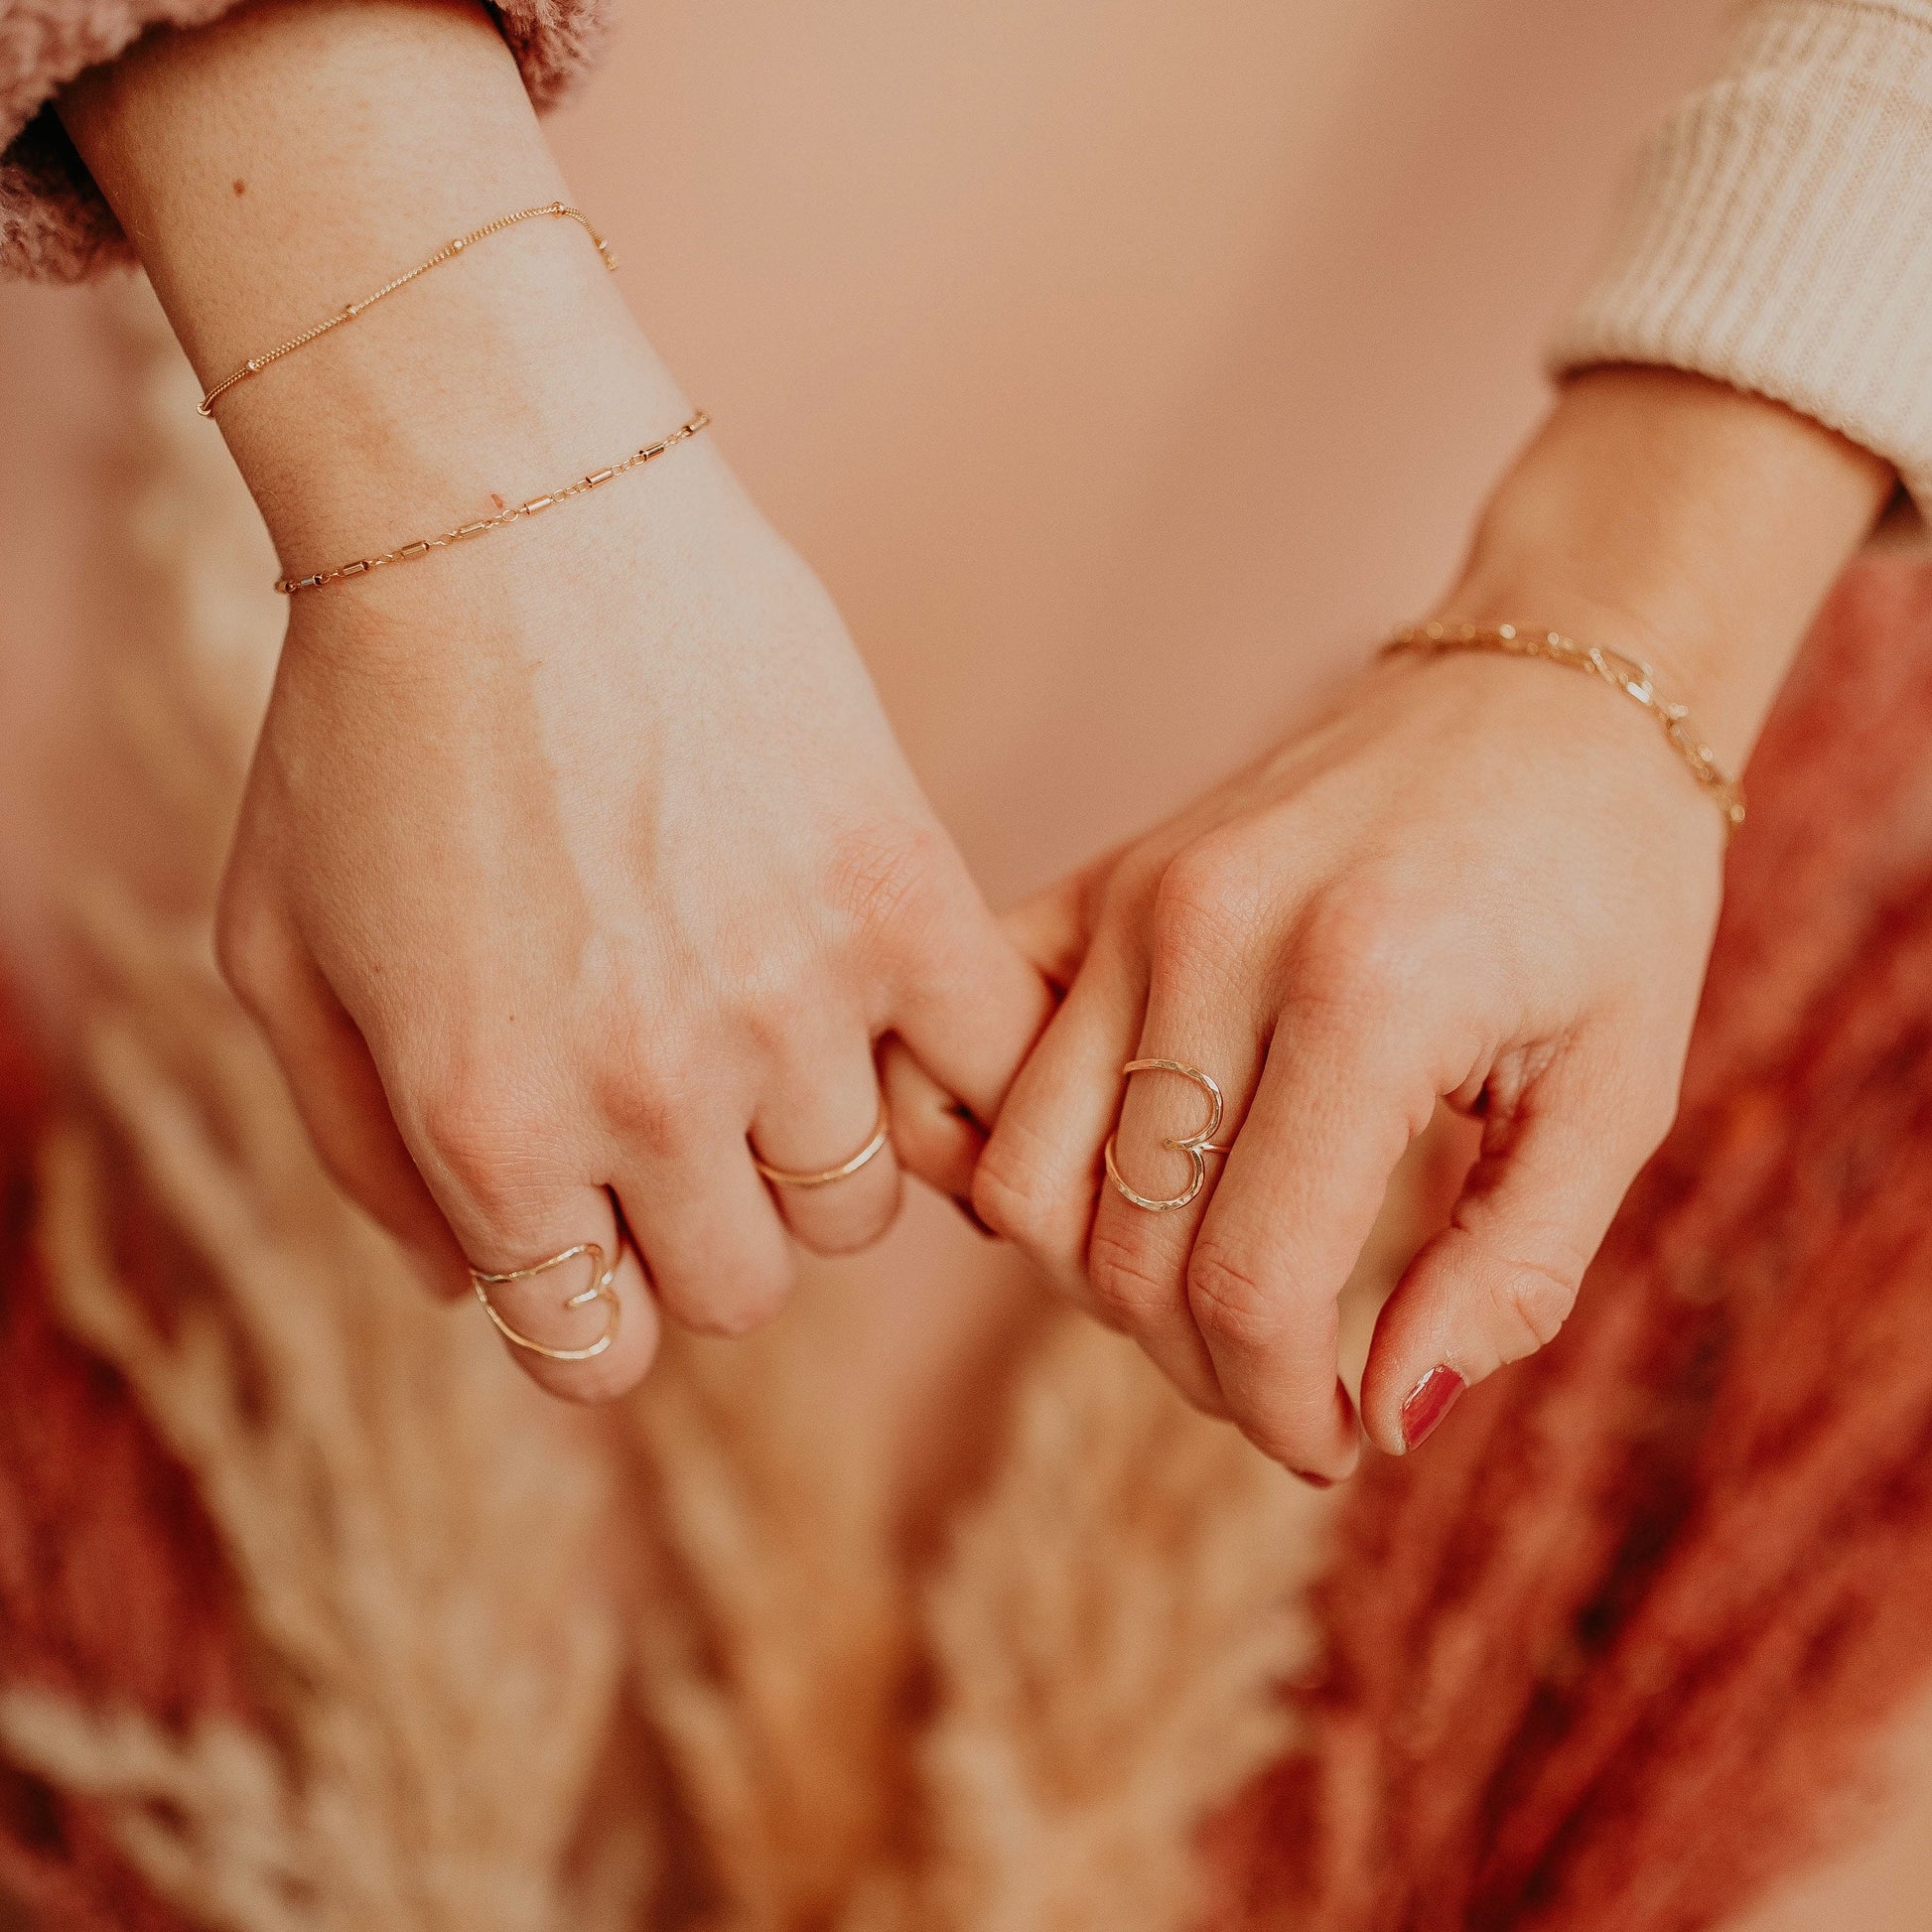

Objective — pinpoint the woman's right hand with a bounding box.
[57,0,1049,1402]
[218,425,1049,1401]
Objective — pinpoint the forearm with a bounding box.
[1450,370,1895,777]
[58,0,684,575]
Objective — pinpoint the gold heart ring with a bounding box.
[1102,1059,1232,1213]
[472,1242,621,1362]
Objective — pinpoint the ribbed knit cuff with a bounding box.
[1551,0,1932,511]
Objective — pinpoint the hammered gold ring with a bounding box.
[1103,1059,1232,1213]
[472,1241,621,1362]
[752,1103,892,1189]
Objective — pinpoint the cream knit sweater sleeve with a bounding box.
[1552,0,1932,506]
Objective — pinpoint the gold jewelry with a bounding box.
[1103,1059,1231,1213]
[752,1103,892,1188]
[274,410,710,595]
[1383,620,1745,832]
[199,201,618,418]
[472,1241,621,1363]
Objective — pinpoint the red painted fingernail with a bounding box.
[1400,1365,1465,1452]
[1291,1469,1336,1489]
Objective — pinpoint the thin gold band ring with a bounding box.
[1103,1059,1231,1213]
[472,1241,621,1362]
[752,1104,892,1189]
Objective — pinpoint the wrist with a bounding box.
[1440,367,1892,769]
[215,244,691,573]
[1419,581,1749,778]
[58,0,694,576]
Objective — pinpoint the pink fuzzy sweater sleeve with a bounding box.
[0,0,607,280]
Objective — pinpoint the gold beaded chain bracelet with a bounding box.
[198,201,618,418]
[274,409,711,595]
[1383,620,1746,833]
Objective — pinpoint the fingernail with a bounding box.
[1400,1365,1465,1452]
[1291,1469,1336,1489]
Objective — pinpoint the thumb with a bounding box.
[1358,1033,1678,1455]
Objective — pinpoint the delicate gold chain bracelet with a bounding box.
[1383,619,1746,833]
[275,410,710,595]
[199,201,618,418]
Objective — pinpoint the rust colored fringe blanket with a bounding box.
[5,549,1932,1931]
[0,992,252,1930]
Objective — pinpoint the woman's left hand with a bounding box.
[960,366,1892,1482]
[969,636,1725,1479]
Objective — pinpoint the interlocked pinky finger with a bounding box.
[879,1035,985,1206]
[971,929,1150,1311]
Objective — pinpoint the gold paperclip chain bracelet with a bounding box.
[274,410,711,595]
[1384,620,1745,833]
[198,201,618,418]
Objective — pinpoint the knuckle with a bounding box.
[826,819,951,960]
[736,970,822,1062]
[1293,879,1435,1017]
[1087,1227,1179,1328]
[1185,1241,1287,1350]
[415,1073,560,1224]
[1491,1257,1582,1359]
[593,1048,714,1164]
[1150,845,1262,981]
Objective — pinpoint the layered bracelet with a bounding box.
[198,201,618,418]
[1384,620,1745,832]
[274,410,710,595]
[194,198,711,596]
